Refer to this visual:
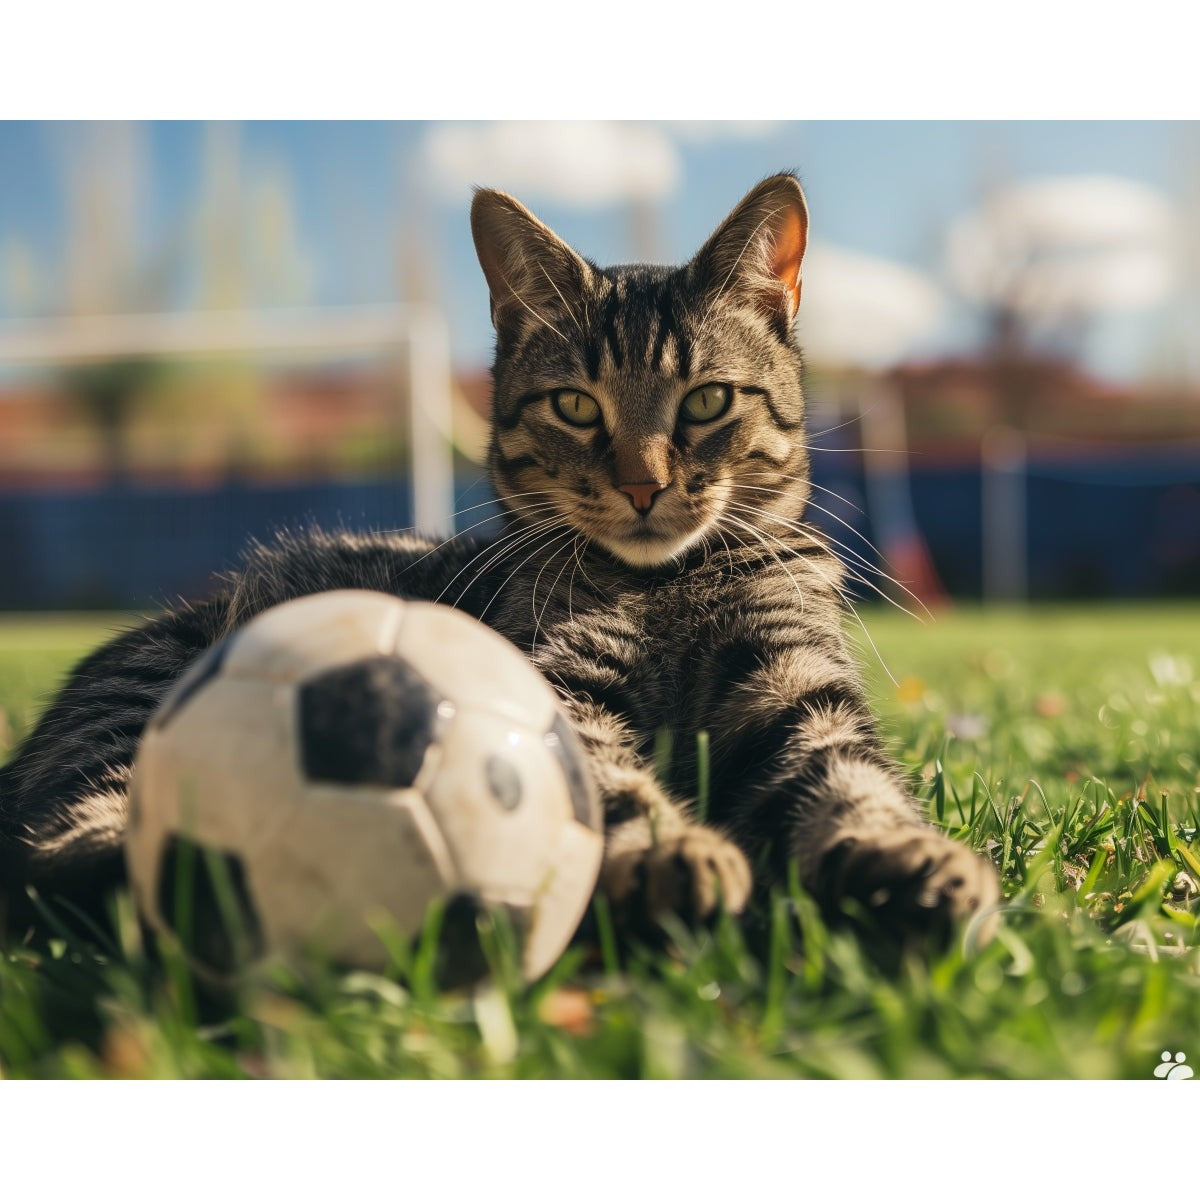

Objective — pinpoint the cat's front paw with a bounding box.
[601,826,752,932]
[813,826,1000,946]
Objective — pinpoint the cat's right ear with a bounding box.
[470,189,591,343]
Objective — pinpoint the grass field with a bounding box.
[1,605,1198,1079]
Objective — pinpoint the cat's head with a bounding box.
[471,173,810,568]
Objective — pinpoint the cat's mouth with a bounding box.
[569,479,738,568]
[589,506,717,568]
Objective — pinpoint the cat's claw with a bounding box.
[813,826,1001,947]
[601,826,752,931]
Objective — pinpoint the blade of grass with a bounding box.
[695,730,711,823]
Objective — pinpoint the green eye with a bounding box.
[551,390,602,427]
[680,383,732,423]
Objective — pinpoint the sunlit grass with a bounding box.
[2,605,1198,1079]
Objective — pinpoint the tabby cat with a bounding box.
[0,174,999,943]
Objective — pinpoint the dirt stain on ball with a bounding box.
[485,754,522,811]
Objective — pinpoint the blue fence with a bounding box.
[0,453,1197,609]
[0,470,491,610]
[913,454,1200,599]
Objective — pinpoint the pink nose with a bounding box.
[618,480,668,514]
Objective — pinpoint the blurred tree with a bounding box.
[62,358,158,483]
[53,122,179,482]
[946,169,1176,602]
[947,172,1175,429]
[1,237,43,315]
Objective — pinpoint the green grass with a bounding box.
[2,605,1198,1079]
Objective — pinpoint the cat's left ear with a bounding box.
[691,173,809,324]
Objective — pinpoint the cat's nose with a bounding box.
[618,480,668,514]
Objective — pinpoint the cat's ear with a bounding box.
[470,189,591,343]
[691,173,809,324]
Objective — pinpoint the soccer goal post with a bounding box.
[0,303,459,535]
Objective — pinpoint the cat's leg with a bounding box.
[788,749,999,943]
[521,597,753,930]
[0,599,230,926]
[698,611,1000,942]
[561,694,753,931]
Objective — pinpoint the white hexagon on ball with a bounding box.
[126,590,604,982]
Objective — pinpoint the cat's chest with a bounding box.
[489,544,820,678]
[505,562,724,671]
[490,542,672,616]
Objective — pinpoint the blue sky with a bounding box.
[0,121,1195,381]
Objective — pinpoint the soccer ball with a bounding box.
[126,590,603,982]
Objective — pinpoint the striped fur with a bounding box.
[1,175,998,941]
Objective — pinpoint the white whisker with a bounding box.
[477,526,578,626]
[805,410,870,441]
[495,263,570,344]
[454,520,566,613]
[538,264,585,338]
[806,445,912,456]
[435,512,565,608]
[456,488,560,520]
[720,511,806,616]
[724,498,925,623]
[731,479,932,620]
[531,531,579,653]
[398,497,561,578]
[723,507,898,686]
[565,536,582,625]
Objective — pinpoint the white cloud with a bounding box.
[422,122,681,208]
[660,121,781,142]
[798,242,944,369]
[946,175,1177,317]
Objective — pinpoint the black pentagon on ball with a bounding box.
[298,655,443,788]
[156,833,264,973]
[546,712,601,832]
[151,635,235,731]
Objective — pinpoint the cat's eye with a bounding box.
[680,383,732,423]
[551,390,602,427]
